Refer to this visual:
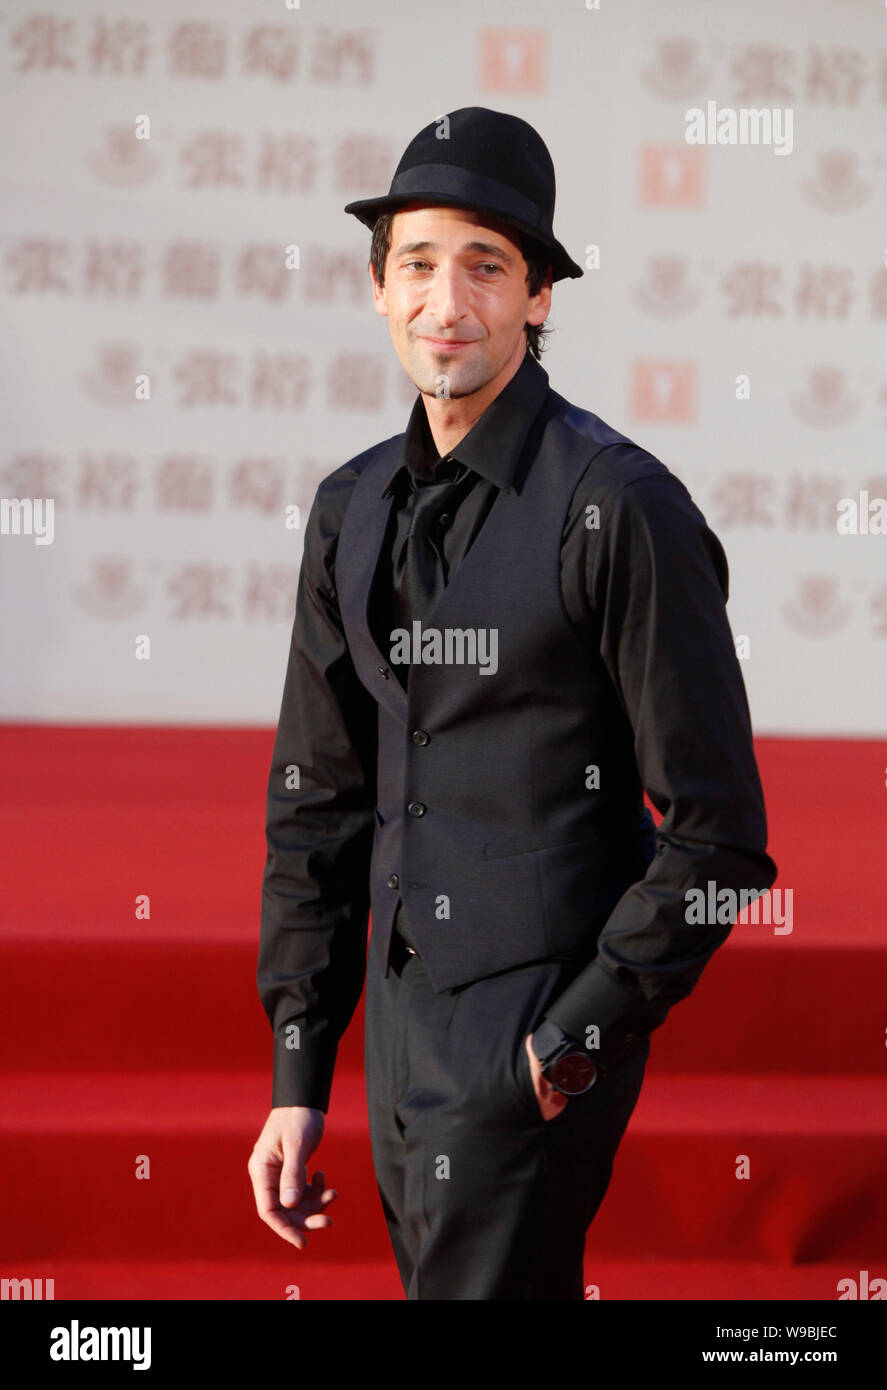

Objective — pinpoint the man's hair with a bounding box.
[368,209,553,360]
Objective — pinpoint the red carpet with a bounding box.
[1,725,885,1299]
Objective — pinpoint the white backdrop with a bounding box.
[0,0,883,734]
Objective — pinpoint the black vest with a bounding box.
[337,388,660,989]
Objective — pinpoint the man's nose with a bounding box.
[424,266,468,325]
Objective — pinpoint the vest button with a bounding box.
[378,665,390,679]
[411,729,430,745]
[439,513,451,528]
[623,1033,635,1043]
[407,801,426,817]
[387,873,399,889]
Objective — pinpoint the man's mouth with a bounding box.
[419,336,474,351]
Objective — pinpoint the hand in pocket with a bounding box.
[524,1033,570,1122]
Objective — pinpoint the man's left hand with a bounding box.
[525,1033,569,1122]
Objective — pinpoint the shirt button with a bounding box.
[387,873,399,889]
[407,801,426,817]
[411,729,430,745]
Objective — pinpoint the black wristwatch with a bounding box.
[531,1019,598,1097]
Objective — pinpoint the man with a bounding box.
[248,107,777,1300]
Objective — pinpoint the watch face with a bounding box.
[550,1052,597,1096]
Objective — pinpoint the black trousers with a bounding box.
[364,925,650,1300]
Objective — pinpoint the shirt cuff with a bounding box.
[542,958,665,1069]
[270,1034,337,1113]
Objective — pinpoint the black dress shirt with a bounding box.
[259,349,777,1111]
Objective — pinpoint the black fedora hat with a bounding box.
[343,106,584,282]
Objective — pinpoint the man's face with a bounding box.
[371,203,552,398]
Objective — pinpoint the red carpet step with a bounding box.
[1,936,884,1076]
[1,1071,885,1266]
[9,1257,864,1302]
[2,725,885,1300]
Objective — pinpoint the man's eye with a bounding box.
[401,261,501,274]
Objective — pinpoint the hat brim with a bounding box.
[343,192,584,281]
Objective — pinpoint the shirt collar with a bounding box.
[380,351,551,499]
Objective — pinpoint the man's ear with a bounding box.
[370,263,389,318]
[528,269,552,326]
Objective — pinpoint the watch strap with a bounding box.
[531,1018,577,1070]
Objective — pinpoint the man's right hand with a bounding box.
[248,1106,338,1249]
